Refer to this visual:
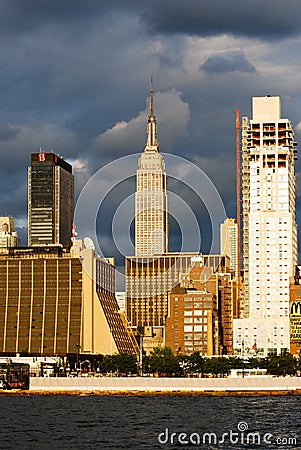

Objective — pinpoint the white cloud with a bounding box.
[91,89,190,157]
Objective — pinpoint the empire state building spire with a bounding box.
[135,79,169,256]
[145,78,158,150]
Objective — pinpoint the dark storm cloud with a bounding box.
[0,124,20,141]
[0,0,146,36]
[0,171,28,228]
[0,0,300,263]
[0,0,108,34]
[0,2,153,142]
[141,0,301,40]
[200,51,256,74]
[3,0,301,42]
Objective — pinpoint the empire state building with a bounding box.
[135,80,169,256]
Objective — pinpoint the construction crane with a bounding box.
[236,109,241,317]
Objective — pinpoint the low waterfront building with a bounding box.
[0,242,137,357]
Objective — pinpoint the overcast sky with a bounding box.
[1,0,301,281]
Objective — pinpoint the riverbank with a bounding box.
[1,376,301,396]
[1,389,301,396]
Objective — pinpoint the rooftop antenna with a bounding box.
[145,77,158,149]
[150,76,154,117]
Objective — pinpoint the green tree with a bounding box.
[148,347,180,376]
[142,354,151,375]
[176,355,190,377]
[114,353,138,375]
[247,357,267,369]
[203,357,230,377]
[227,356,243,370]
[97,354,138,375]
[267,351,297,376]
[188,352,204,376]
[98,356,116,374]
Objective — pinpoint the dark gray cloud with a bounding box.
[200,51,256,74]
[0,0,109,35]
[2,0,300,42]
[0,124,20,141]
[141,0,301,40]
[0,170,27,214]
[0,0,300,269]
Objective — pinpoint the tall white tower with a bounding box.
[234,96,298,356]
[135,80,169,256]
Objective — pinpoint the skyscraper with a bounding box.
[135,80,168,256]
[220,218,238,278]
[234,96,298,356]
[28,151,74,248]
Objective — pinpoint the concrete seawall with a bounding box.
[29,376,301,394]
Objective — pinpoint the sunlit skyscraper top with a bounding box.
[135,80,169,256]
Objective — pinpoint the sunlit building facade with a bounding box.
[135,81,168,256]
[165,285,218,356]
[220,218,238,278]
[234,96,298,356]
[0,244,137,356]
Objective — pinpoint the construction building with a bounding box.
[234,96,298,356]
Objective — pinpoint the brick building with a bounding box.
[165,285,218,356]
[165,258,237,355]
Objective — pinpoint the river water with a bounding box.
[0,395,300,449]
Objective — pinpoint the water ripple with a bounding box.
[0,395,300,449]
